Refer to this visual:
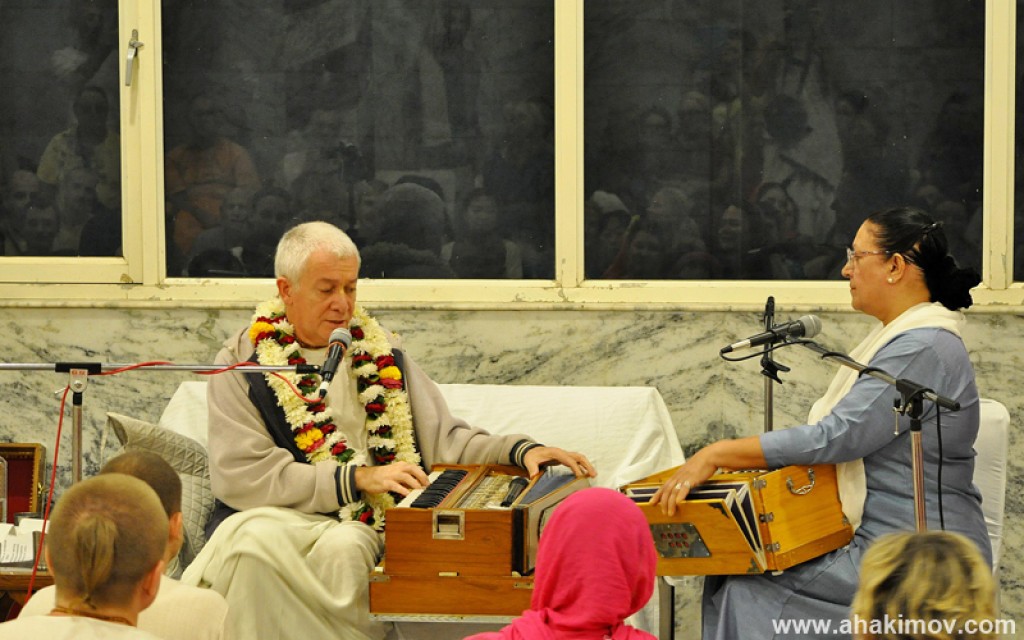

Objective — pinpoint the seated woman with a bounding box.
[465,487,657,640]
[653,206,989,639]
[0,474,168,639]
[852,531,997,640]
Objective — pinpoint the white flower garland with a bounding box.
[249,297,421,531]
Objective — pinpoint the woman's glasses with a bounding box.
[845,247,892,265]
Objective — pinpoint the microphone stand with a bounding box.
[794,340,959,531]
[759,296,789,433]
[0,361,317,483]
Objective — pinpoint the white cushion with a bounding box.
[158,380,211,448]
[975,398,1008,570]
[107,412,215,574]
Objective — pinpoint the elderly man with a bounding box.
[182,220,595,639]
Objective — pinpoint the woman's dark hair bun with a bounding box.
[867,207,980,311]
[927,259,980,311]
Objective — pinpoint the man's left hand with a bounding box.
[523,446,597,478]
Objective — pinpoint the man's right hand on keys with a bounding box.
[354,462,430,496]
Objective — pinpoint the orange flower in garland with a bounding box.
[249,297,420,531]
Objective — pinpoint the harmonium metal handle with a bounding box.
[786,468,816,495]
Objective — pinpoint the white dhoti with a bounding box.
[182,506,388,640]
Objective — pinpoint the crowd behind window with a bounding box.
[0,1,997,284]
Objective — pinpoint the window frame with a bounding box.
[0,1,1018,313]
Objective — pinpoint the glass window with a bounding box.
[584,0,985,281]
[161,0,554,280]
[0,0,122,258]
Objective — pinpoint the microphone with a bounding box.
[720,315,822,354]
[317,327,352,399]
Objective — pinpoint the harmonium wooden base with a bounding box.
[622,464,853,575]
[370,464,590,617]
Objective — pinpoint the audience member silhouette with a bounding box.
[37,85,121,213]
[714,201,777,279]
[620,220,676,280]
[0,169,43,255]
[416,0,483,169]
[646,185,707,257]
[761,93,837,243]
[441,188,523,278]
[51,1,119,106]
[165,93,261,259]
[916,91,984,211]
[348,178,389,248]
[53,166,108,254]
[21,203,62,256]
[187,185,256,270]
[585,191,632,279]
[829,90,910,246]
[480,99,555,255]
[359,182,456,279]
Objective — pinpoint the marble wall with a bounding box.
[0,305,1019,637]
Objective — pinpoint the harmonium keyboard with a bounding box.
[369,464,590,617]
[622,464,853,575]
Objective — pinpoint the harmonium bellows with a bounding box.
[369,464,590,617]
[622,464,853,576]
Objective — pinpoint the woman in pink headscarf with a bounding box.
[465,487,658,640]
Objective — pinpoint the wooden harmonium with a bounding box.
[370,464,590,617]
[623,464,853,576]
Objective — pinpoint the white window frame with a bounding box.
[0,1,1019,313]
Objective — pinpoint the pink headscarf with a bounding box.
[465,487,658,640]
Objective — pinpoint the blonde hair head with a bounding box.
[852,531,996,640]
[46,473,168,609]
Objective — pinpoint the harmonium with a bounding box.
[369,464,590,617]
[622,464,853,575]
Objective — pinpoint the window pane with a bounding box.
[162,0,554,279]
[0,1,122,258]
[584,0,984,281]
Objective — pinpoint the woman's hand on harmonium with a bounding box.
[649,448,719,517]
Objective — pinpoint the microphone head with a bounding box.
[329,327,352,349]
[797,315,822,339]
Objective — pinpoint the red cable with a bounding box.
[24,385,69,602]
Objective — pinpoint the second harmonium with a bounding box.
[370,464,590,617]
[623,464,853,576]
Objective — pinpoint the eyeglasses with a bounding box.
[845,247,892,265]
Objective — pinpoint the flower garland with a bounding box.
[248,297,421,531]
